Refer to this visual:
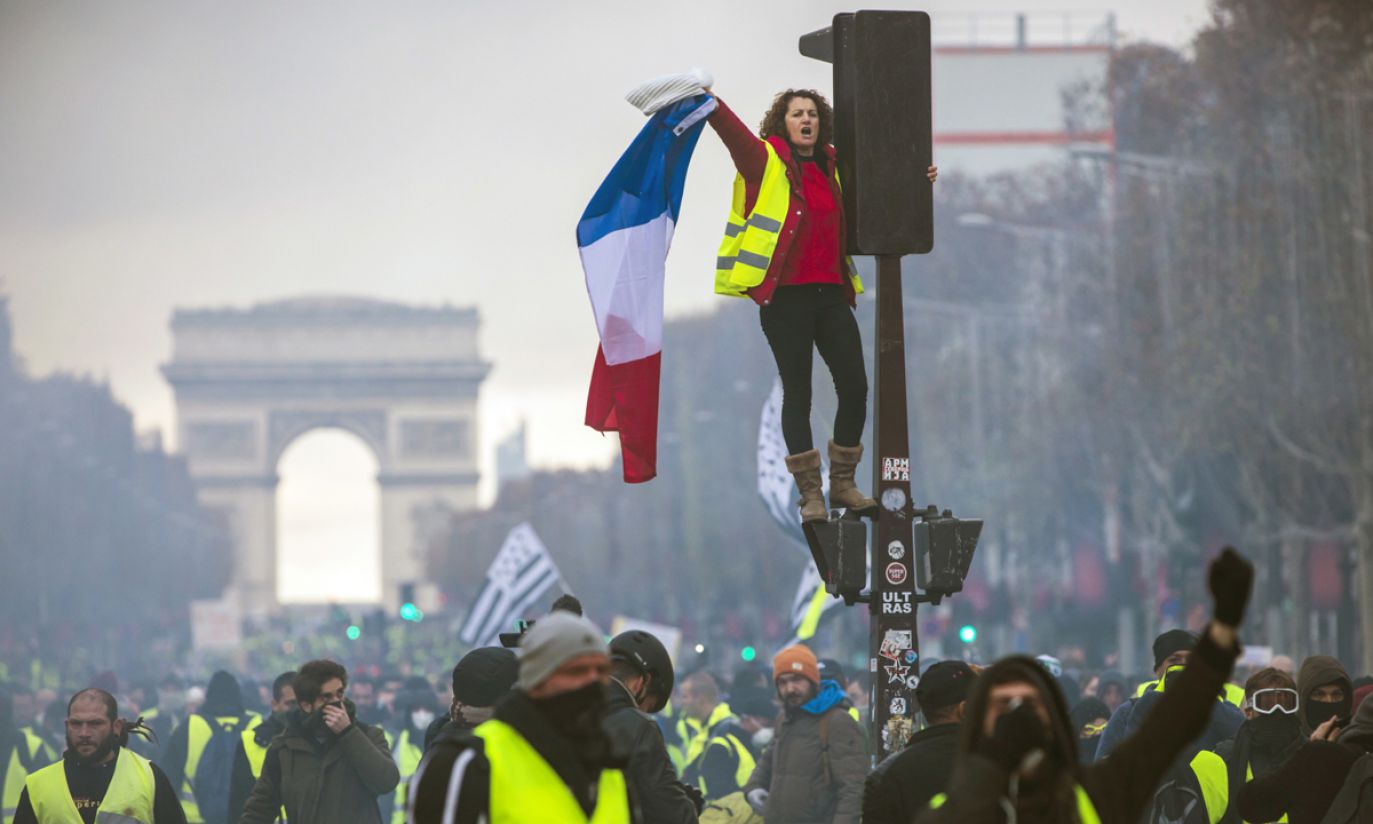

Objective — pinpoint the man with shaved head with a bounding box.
[13,688,186,824]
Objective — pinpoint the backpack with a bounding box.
[1143,765,1209,824]
[193,715,247,824]
[698,791,764,824]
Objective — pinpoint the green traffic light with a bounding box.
[346,625,361,641]
[399,602,420,622]
[740,646,757,662]
[959,625,977,644]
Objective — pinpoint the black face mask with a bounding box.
[1306,698,1352,730]
[533,682,607,742]
[1248,711,1300,749]
[303,698,358,740]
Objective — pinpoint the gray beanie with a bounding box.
[516,612,608,691]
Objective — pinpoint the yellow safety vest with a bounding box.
[714,142,863,299]
[389,729,423,824]
[4,746,28,824]
[1243,762,1287,824]
[21,732,54,768]
[179,713,259,822]
[239,728,287,823]
[1135,670,1245,707]
[1190,750,1228,824]
[660,703,688,773]
[931,783,1101,823]
[475,720,630,824]
[25,748,155,824]
[684,703,756,799]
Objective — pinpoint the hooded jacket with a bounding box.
[861,722,961,824]
[917,629,1238,824]
[1238,693,1373,824]
[1296,655,1352,736]
[743,679,866,824]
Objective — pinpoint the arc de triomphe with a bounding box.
[163,296,490,615]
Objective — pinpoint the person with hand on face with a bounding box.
[705,85,937,525]
[1295,655,1352,739]
[743,644,867,824]
[917,547,1254,824]
[13,688,184,824]
[408,612,638,824]
[603,630,700,824]
[238,660,398,824]
[226,671,296,824]
[863,660,975,824]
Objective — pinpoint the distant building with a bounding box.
[495,420,531,491]
[932,11,1116,174]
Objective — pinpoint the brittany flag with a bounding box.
[578,94,717,483]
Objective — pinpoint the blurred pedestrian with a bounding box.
[227,671,295,824]
[680,671,753,801]
[162,671,257,824]
[1213,667,1301,824]
[388,686,438,824]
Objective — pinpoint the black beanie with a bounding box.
[1152,629,1198,671]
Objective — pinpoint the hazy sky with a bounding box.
[0,1,1213,599]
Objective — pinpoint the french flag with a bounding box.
[578,94,717,483]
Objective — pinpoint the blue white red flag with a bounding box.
[578,94,717,483]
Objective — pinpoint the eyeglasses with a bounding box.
[1248,688,1298,715]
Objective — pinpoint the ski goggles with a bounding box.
[1248,688,1299,715]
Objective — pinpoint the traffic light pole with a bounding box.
[868,253,920,760]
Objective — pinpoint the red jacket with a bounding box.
[707,98,856,308]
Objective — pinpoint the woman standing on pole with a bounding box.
[707,88,936,523]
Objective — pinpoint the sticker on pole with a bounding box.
[882,457,910,481]
[884,661,911,684]
[887,540,905,560]
[885,562,908,585]
[890,696,907,716]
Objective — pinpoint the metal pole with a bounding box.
[869,254,920,761]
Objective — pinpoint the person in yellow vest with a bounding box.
[226,671,295,824]
[3,689,54,824]
[6,690,55,769]
[679,671,755,801]
[161,671,257,824]
[408,611,638,823]
[386,687,437,824]
[239,660,398,824]
[705,84,937,523]
[12,688,185,824]
[915,547,1254,824]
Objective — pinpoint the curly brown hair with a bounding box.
[758,89,834,149]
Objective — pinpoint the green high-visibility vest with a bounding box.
[390,729,423,824]
[26,748,155,824]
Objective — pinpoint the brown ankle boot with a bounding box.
[827,440,877,513]
[784,449,828,523]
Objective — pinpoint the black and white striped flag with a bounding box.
[458,523,563,648]
[757,378,829,542]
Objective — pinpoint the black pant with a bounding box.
[759,284,868,454]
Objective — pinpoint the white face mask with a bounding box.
[411,710,435,730]
[751,727,774,751]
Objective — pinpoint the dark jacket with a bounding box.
[1296,655,1352,736]
[861,722,961,824]
[1238,694,1373,823]
[1214,715,1304,824]
[743,682,867,824]
[408,690,642,824]
[706,98,856,309]
[238,710,399,824]
[917,627,1238,824]
[227,712,287,824]
[603,678,697,824]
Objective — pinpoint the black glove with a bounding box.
[977,702,1047,773]
[678,781,705,813]
[1208,546,1253,627]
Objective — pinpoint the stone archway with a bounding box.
[162,296,490,615]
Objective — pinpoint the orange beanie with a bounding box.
[773,644,820,685]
